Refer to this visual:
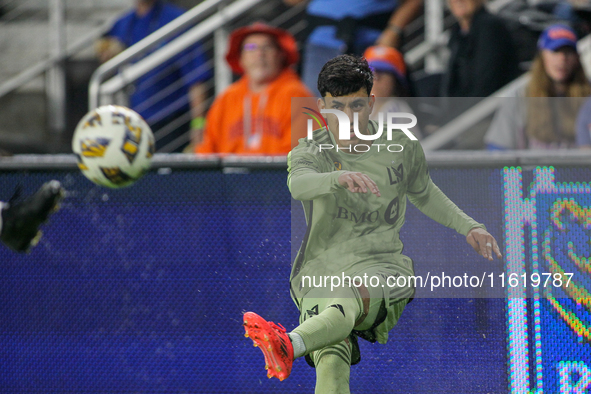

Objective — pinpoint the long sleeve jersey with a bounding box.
[288,121,484,302]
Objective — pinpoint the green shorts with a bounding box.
[297,256,415,346]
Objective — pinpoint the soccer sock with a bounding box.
[288,332,306,359]
[313,339,352,394]
[292,297,359,355]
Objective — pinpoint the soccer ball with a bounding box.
[72,105,154,188]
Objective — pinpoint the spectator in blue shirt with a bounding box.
[284,0,423,96]
[96,0,211,152]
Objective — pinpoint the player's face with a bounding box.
[318,88,375,152]
[239,34,285,85]
[542,47,580,84]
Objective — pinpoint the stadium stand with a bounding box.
[3,0,591,153]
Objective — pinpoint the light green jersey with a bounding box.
[288,121,484,301]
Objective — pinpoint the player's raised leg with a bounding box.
[296,284,385,394]
[291,289,360,352]
[243,287,361,381]
[0,180,64,252]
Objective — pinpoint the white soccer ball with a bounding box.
[72,105,154,188]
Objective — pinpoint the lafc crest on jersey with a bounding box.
[387,163,404,185]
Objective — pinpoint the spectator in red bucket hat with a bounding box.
[225,22,301,74]
[195,23,312,154]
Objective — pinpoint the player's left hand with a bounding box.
[466,227,502,261]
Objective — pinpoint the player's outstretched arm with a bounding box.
[288,148,382,200]
[288,150,344,200]
[408,179,503,261]
[406,141,501,261]
[466,227,502,261]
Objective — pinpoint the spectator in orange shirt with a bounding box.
[195,23,313,155]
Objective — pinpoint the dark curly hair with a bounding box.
[317,54,373,97]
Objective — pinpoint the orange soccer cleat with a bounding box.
[243,311,294,381]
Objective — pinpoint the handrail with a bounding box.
[405,31,449,68]
[92,0,444,107]
[0,0,41,24]
[420,74,529,151]
[0,19,112,99]
[88,0,233,110]
[1,150,589,171]
[90,0,264,109]
[268,0,307,28]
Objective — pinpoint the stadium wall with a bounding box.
[0,152,589,393]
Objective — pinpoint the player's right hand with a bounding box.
[466,227,503,261]
[338,171,381,197]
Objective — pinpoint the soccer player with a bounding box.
[243,55,502,393]
[0,180,64,252]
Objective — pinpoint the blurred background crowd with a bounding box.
[2,0,591,154]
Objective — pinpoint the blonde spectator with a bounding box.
[485,24,590,150]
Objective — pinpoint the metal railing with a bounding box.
[90,0,298,153]
[2,150,590,171]
[88,0,236,110]
[87,0,539,153]
[0,0,540,153]
[421,74,530,151]
[0,20,111,99]
[88,0,450,153]
[89,0,444,110]
[95,2,264,100]
[0,0,124,143]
